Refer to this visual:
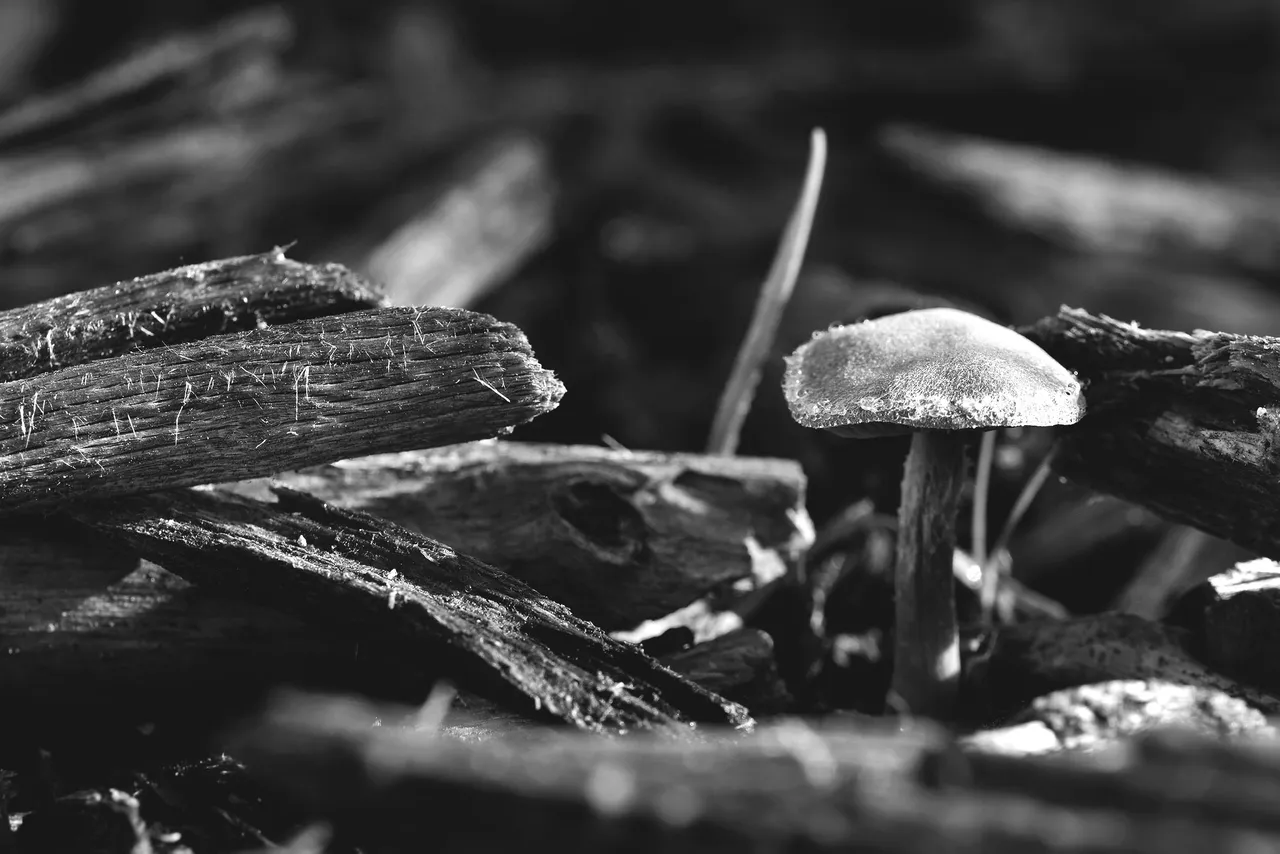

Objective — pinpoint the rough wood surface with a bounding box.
[0,306,563,514]
[658,627,792,714]
[225,690,1280,853]
[970,612,1280,721]
[0,250,384,382]
[1019,307,1280,560]
[1176,558,1280,699]
[228,443,811,631]
[0,529,777,736]
[1,557,777,748]
[66,486,751,735]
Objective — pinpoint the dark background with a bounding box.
[4,0,1277,607]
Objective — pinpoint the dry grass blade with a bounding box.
[706,127,827,456]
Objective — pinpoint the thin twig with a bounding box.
[981,446,1058,617]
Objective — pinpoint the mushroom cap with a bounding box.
[782,307,1085,437]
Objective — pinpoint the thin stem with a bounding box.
[971,429,996,569]
[706,128,827,456]
[892,429,966,720]
[987,445,1058,567]
[980,445,1058,618]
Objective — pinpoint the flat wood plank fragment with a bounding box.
[659,627,792,713]
[230,442,811,630]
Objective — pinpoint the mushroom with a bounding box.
[782,307,1084,718]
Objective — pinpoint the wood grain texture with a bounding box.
[67,486,752,735]
[0,529,771,735]
[0,305,563,513]
[0,250,384,382]
[1019,307,1280,560]
[226,691,1280,853]
[228,442,811,631]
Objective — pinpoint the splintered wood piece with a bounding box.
[1019,307,1280,559]
[0,251,384,382]
[67,487,752,735]
[0,530,773,737]
[229,442,811,630]
[1177,558,1280,699]
[659,628,792,713]
[0,306,563,513]
[225,691,1280,853]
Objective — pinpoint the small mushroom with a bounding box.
[782,307,1084,718]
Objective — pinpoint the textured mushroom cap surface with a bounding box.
[783,307,1085,435]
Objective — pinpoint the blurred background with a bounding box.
[3,0,1275,614]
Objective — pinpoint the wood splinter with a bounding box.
[67,486,752,736]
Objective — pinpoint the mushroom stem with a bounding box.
[892,429,966,719]
[971,428,996,569]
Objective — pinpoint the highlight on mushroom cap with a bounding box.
[782,307,1086,435]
